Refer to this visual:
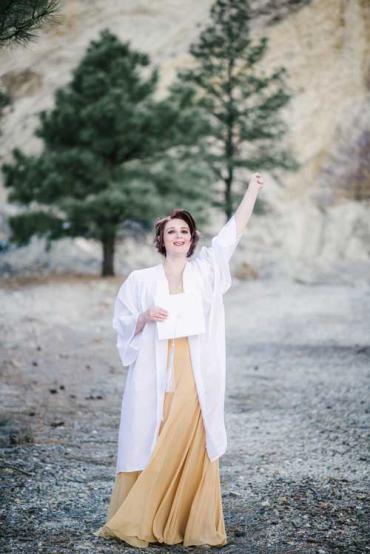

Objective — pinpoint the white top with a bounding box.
[112,213,243,473]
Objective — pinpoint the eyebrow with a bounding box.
[166,226,189,230]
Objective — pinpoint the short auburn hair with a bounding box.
[154,208,200,258]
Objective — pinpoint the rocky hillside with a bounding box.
[0,0,369,281]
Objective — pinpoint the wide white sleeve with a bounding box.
[197,213,244,295]
[112,271,143,368]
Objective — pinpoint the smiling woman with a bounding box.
[154,209,200,294]
[94,174,263,548]
[154,208,200,260]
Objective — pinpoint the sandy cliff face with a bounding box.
[262,0,370,204]
[0,0,369,280]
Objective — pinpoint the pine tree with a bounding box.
[2,30,211,276]
[0,0,61,47]
[171,0,299,219]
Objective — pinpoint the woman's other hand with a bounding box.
[144,306,169,323]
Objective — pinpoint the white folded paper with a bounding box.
[155,289,206,340]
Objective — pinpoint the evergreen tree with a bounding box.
[2,30,211,276]
[0,0,60,47]
[171,0,299,219]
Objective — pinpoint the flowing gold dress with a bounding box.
[94,293,228,547]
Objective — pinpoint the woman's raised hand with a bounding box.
[144,306,169,323]
[249,172,264,190]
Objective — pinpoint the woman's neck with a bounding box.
[162,257,188,277]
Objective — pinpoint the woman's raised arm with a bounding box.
[194,172,264,295]
[234,172,264,237]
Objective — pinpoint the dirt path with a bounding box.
[1,274,369,553]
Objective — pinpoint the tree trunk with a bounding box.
[224,56,235,221]
[224,176,232,221]
[101,233,115,277]
[224,130,234,220]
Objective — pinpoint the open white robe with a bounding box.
[112,214,243,473]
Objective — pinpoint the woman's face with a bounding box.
[163,218,192,258]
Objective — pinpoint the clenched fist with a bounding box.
[249,172,264,190]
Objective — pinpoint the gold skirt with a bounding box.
[94,336,228,547]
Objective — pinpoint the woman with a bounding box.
[94,172,264,547]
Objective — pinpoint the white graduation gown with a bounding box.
[112,213,243,473]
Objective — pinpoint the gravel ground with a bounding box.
[0,273,369,553]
